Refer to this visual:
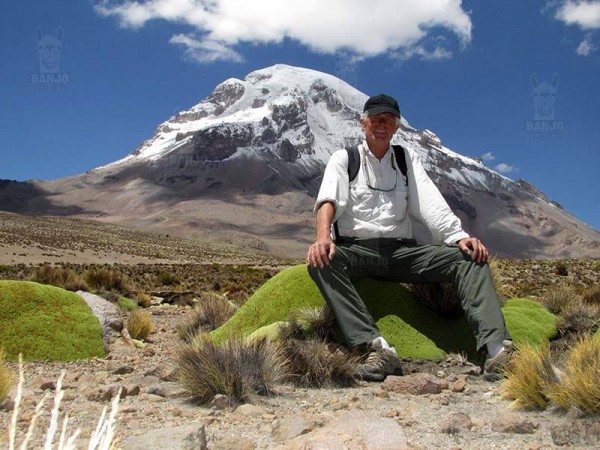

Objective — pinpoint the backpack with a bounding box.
[333,144,408,240]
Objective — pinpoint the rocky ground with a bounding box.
[2,303,599,450]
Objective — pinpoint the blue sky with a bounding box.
[1,0,599,231]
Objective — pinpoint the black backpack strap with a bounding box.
[392,144,408,187]
[346,145,360,182]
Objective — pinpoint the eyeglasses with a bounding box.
[362,148,398,192]
[366,115,397,126]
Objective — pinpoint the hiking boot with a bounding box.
[356,347,403,382]
[484,340,514,375]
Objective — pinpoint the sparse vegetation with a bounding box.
[127,309,154,340]
[117,296,138,311]
[581,285,600,306]
[84,268,135,295]
[176,336,287,405]
[177,293,237,341]
[156,270,179,286]
[0,348,13,404]
[503,334,600,414]
[541,284,581,315]
[31,264,88,292]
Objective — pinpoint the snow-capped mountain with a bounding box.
[1,64,599,258]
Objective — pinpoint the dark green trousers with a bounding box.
[308,238,511,352]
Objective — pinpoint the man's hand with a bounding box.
[457,237,489,264]
[307,237,336,268]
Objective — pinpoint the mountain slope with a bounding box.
[1,64,599,259]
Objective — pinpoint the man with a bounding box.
[306,94,512,382]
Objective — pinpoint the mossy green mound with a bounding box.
[0,281,105,361]
[212,265,558,360]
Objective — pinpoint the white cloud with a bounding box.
[553,1,600,55]
[494,163,515,174]
[555,0,600,29]
[481,151,495,162]
[169,33,244,63]
[95,0,472,63]
[576,35,598,55]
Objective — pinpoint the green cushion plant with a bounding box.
[212,265,558,361]
[0,281,105,361]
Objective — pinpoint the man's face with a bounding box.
[361,112,398,144]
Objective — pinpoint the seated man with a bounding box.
[306,94,512,381]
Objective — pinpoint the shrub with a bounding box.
[282,337,358,387]
[555,261,569,276]
[84,268,134,295]
[177,293,237,341]
[176,337,287,404]
[556,300,599,336]
[127,309,154,340]
[502,343,559,409]
[32,264,88,292]
[0,348,13,404]
[541,284,581,315]
[156,271,179,286]
[545,334,600,414]
[581,286,600,306]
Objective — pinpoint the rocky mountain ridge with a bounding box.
[1,64,599,259]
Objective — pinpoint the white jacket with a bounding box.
[314,142,469,245]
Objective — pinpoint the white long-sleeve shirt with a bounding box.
[314,141,469,245]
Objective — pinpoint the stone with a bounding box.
[452,378,467,392]
[122,424,207,450]
[210,394,231,410]
[77,291,123,349]
[382,373,444,395]
[113,365,135,375]
[441,412,473,434]
[491,415,538,434]
[234,403,267,417]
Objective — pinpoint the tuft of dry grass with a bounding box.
[545,334,600,414]
[175,336,287,405]
[176,293,237,341]
[135,291,153,308]
[556,300,600,336]
[502,343,560,410]
[541,284,582,315]
[281,337,359,388]
[32,264,88,292]
[408,282,463,318]
[127,309,154,341]
[0,347,13,404]
[581,285,600,306]
[84,268,135,296]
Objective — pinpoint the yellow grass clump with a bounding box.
[127,309,154,341]
[502,343,559,409]
[545,335,600,413]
